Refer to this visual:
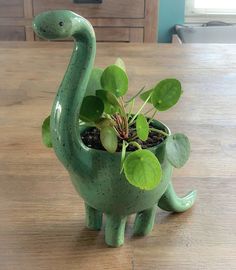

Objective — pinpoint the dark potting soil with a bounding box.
[81,124,166,152]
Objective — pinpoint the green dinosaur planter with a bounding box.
[33,10,196,247]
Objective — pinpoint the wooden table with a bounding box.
[0,42,235,270]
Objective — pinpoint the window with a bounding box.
[186,0,236,15]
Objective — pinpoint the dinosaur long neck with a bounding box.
[50,26,96,170]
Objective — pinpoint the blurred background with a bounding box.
[0,0,235,43]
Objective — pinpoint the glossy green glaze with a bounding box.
[33,10,196,247]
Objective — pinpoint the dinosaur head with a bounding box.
[33,10,76,40]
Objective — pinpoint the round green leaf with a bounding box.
[101,65,128,97]
[115,58,126,72]
[123,149,162,190]
[166,133,190,168]
[151,79,182,111]
[42,115,52,148]
[96,89,121,115]
[140,88,154,103]
[100,126,118,153]
[79,96,104,122]
[86,68,103,96]
[136,114,149,141]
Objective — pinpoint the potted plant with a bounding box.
[33,10,197,247]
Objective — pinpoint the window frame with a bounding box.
[186,0,236,15]
[185,0,236,23]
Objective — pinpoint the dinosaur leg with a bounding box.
[105,215,127,247]
[85,203,103,230]
[133,205,157,236]
[158,181,197,213]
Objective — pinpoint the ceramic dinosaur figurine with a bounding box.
[33,10,197,247]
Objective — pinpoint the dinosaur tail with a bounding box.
[158,181,197,213]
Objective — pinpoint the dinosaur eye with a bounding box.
[59,21,64,27]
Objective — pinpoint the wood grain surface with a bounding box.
[0,42,236,270]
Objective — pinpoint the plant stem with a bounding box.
[120,140,129,173]
[113,126,123,139]
[144,107,155,116]
[103,113,112,119]
[127,98,135,120]
[80,122,96,127]
[119,97,129,138]
[149,128,169,137]
[129,141,142,150]
[116,114,122,127]
[124,86,145,104]
[124,116,129,138]
[129,135,138,141]
[148,109,158,124]
[119,97,126,115]
[129,94,152,126]
[78,120,86,125]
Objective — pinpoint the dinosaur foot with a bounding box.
[85,204,127,247]
[85,203,103,231]
[133,205,157,236]
[104,206,158,246]
[105,215,127,247]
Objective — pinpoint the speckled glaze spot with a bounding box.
[33,10,197,248]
